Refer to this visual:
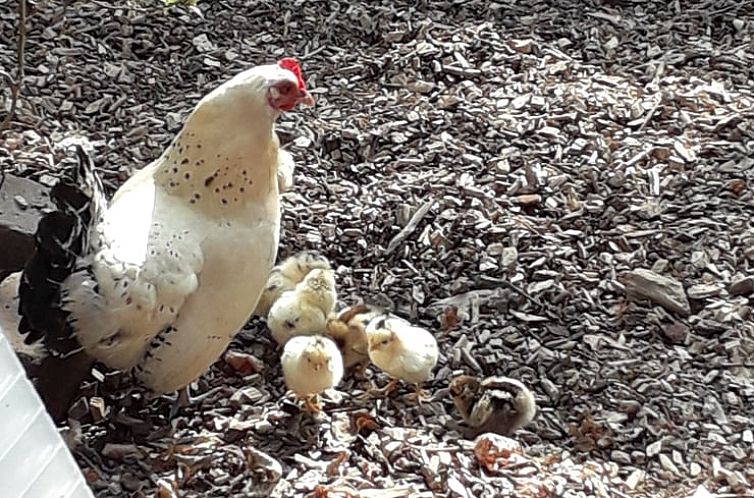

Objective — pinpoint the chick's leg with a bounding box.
[367,378,398,398]
[302,394,322,414]
[350,359,370,381]
[168,386,191,419]
[404,383,430,403]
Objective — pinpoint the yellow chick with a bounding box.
[254,251,331,318]
[366,314,438,400]
[281,335,344,413]
[267,268,337,345]
[324,303,383,370]
[277,148,295,193]
[449,375,537,438]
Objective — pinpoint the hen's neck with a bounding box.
[153,94,279,216]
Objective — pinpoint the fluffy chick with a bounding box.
[267,268,337,345]
[254,251,331,317]
[277,148,295,193]
[366,314,438,400]
[324,303,383,370]
[449,375,537,438]
[281,335,344,413]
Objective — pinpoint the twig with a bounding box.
[90,0,150,11]
[637,93,664,133]
[718,362,754,368]
[384,198,435,255]
[0,0,27,133]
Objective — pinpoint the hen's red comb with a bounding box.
[278,58,306,92]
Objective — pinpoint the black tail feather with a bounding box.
[18,145,104,422]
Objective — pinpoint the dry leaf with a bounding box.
[155,479,178,498]
[81,467,100,485]
[352,412,380,433]
[312,485,329,498]
[224,350,264,375]
[728,179,746,196]
[473,433,523,472]
[568,415,613,452]
[326,451,349,477]
[439,305,460,332]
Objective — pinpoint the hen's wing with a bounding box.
[18,146,108,421]
[19,147,204,420]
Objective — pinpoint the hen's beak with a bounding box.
[269,81,315,112]
[300,91,315,107]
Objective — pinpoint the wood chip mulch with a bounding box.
[1,1,754,497]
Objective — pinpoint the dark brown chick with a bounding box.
[449,375,537,438]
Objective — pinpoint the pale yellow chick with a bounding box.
[277,148,295,193]
[254,251,331,318]
[324,303,383,370]
[366,314,438,400]
[281,335,344,413]
[267,268,337,345]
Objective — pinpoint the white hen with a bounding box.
[17,58,315,421]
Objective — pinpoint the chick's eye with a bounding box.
[380,340,389,346]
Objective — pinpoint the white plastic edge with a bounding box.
[0,326,95,498]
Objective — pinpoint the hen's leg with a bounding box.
[168,386,191,419]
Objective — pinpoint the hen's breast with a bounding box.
[196,207,281,328]
[131,193,281,393]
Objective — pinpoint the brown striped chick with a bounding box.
[449,375,537,438]
[254,251,331,318]
[324,303,383,371]
[267,269,336,345]
[281,335,344,413]
[366,314,438,401]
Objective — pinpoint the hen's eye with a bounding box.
[279,82,294,94]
